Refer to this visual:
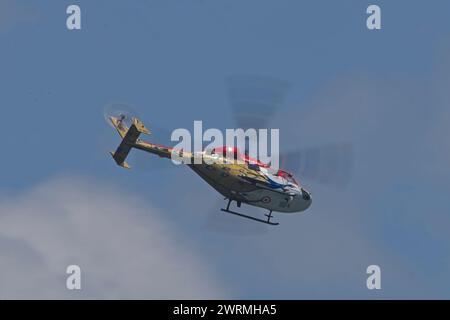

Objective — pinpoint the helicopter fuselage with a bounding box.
[188,152,312,213]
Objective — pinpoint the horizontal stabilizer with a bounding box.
[132,118,150,134]
[109,116,151,169]
[110,151,131,169]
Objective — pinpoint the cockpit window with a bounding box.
[286,175,298,185]
[277,170,298,185]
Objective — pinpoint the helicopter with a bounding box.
[108,115,312,226]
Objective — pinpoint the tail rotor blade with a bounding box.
[103,103,139,128]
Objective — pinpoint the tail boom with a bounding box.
[109,116,176,169]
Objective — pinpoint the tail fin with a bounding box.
[109,117,150,169]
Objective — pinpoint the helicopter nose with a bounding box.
[300,188,312,211]
[301,188,311,201]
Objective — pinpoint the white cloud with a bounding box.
[0,176,228,299]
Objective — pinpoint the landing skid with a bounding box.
[220,199,279,226]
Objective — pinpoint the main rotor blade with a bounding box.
[226,75,291,130]
[281,142,354,187]
[226,74,354,188]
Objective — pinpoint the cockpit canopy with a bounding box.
[277,169,299,185]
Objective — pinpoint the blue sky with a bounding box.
[1,0,450,298]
